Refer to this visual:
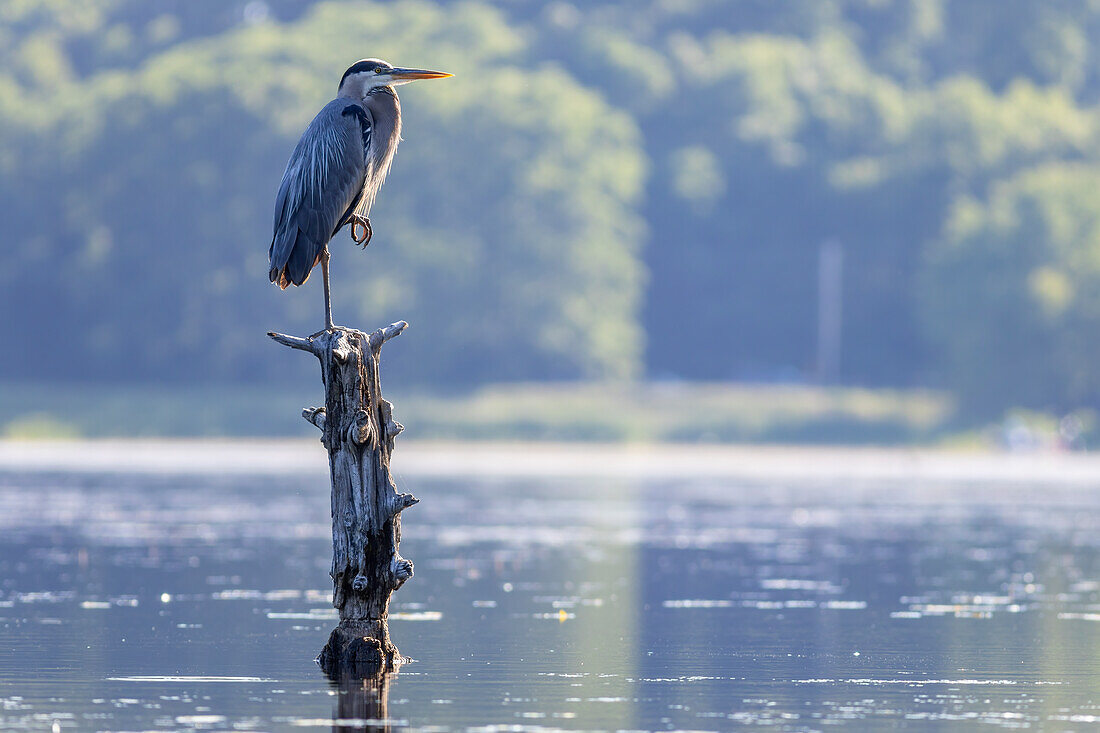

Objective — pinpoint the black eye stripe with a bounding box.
[340,60,392,86]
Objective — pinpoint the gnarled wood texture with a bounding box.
[269,322,415,676]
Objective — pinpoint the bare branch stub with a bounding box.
[369,320,408,351]
[303,406,326,431]
[271,323,416,676]
[268,331,317,354]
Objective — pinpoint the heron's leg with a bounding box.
[321,246,334,331]
[350,215,372,248]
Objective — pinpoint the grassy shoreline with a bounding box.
[0,380,958,445]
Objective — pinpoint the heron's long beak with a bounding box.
[389,67,453,81]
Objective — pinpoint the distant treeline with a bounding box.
[2,0,1100,415]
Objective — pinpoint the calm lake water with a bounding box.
[2,450,1100,731]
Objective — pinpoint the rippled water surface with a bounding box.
[2,455,1100,730]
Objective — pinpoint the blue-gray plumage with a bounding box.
[268,58,452,330]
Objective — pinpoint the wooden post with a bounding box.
[269,322,416,675]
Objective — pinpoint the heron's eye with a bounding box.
[374,66,383,73]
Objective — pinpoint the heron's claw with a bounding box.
[350,215,372,247]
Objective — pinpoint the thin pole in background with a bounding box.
[816,239,843,384]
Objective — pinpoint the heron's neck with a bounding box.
[363,87,402,175]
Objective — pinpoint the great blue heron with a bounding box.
[268,59,452,330]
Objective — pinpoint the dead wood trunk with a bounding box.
[269,322,416,676]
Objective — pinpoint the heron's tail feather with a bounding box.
[285,230,317,286]
[269,228,295,286]
[269,268,291,289]
[268,226,319,288]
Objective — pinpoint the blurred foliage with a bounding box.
[514,0,1100,414]
[4,0,1100,417]
[922,164,1100,412]
[0,0,645,385]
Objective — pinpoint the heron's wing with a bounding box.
[269,99,367,288]
[335,104,374,230]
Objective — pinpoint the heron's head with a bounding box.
[338,58,452,99]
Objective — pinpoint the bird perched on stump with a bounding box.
[268,59,452,330]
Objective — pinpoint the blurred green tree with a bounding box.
[0,0,646,385]
[922,163,1100,412]
[5,0,1100,417]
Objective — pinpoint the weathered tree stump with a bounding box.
[268,322,416,676]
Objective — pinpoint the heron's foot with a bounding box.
[350,215,372,248]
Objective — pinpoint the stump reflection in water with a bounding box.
[331,669,396,733]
